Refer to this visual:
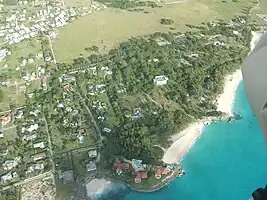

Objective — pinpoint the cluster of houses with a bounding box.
[57,149,98,184]
[0,0,107,46]
[0,109,48,184]
[113,159,184,184]
[0,48,11,61]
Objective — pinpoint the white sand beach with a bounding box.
[162,31,262,165]
[216,69,243,116]
[162,122,205,164]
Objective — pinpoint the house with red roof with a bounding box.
[114,163,130,176]
[161,168,169,175]
[0,113,11,126]
[141,171,148,179]
[41,76,47,90]
[63,86,73,91]
[135,172,142,183]
[135,171,148,183]
[155,168,162,179]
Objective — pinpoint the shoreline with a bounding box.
[84,31,263,197]
[162,30,261,166]
[162,69,243,165]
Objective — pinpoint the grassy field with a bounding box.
[0,84,26,110]
[53,0,254,62]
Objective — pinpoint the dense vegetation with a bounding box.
[160,18,174,25]
[36,13,257,164]
[93,0,158,9]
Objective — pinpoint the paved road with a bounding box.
[46,35,57,65]
[2,171,52,191]
[42,115,56,186]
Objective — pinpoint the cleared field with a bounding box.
[0,85,26,110]
[64,0,89,7]
[1,126,18,141]
[53,0,254,62]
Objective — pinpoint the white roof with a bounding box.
[33,141,45,149]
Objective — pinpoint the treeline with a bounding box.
[93,0,158,9]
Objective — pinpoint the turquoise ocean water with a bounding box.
[100,81,267,200]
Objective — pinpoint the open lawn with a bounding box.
[54,0,254,62]
[0,85,26,110]
[1,126,17,141]
[56,180,78,200]
[1,38,44,80]
[64,0,89,7]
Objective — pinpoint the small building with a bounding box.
[155,168,162,179]
[87,161,97,172]
[23,134,37,141]
[32,152,46,161]
[135,171,148,183]
[161,168,169,175]
[15,110,23,119]
[27,124,39,132]
[1,172,12,182]
[102,127,111,133]
[62,170,74,184]
[0,148,8,156]
[41,76,47,90]
[88,150,97,158]
[141,171,148,179]
[26,162,44,174]
[135,172,142,183]
[33,141,45,149]
[153,75,168,86]
[3,158,20,170]
[0,113,12,126]
[114,163,130,176]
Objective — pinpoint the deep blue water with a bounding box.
[100,82,267,200]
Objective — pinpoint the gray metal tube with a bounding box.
[242,31,267,141]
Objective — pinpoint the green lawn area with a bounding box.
[56,180,78,200]
[96,93,119,127]
[2,126,17,141]
[2,38,43,74]
[0,85,26,110]
[53,0,254,62]
[51,119,98,153]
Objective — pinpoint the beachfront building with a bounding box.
[155,167,170,179]
[134,171,148,183]
[114,163,130,176]
[153,75,168,86]
[155,168,162,179]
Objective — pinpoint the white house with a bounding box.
[153,75,168,86]
[88,150,97,158]
[1,172,12,182]
[102,127,111,133]
[33,141,45,149]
